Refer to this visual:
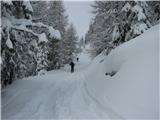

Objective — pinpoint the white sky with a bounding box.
[64,1,93,38]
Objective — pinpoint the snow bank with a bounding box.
[85,24,159,119]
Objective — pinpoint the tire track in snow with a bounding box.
[80,72,124,119]
[9,82,58,119]
[2,90,28,109]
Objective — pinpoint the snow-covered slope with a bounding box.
[85,24,159,119]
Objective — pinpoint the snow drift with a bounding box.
[85,24,159,119]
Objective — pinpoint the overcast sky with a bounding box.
[64,1,93,38]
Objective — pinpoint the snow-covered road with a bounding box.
[2,50,111,119]
[2,24,159,120]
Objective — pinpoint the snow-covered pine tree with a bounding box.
[31,0,67,70]
[47,38,61,70]
[47,28,62,70]
[47,1,68,37]
[31,1,49,25]
[130,2,150,38]
[86,1,159,57]
[36,33,49,75]
[1,1,62,87]
[117,2,133,43]
[43,1,69,70]
[116,1,152,43]
[85,1,125,57]
[62,24,78,64]
[1,1,38,86]
[146,1,160,25]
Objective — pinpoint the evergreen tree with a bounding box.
[36,33,49,75]
[63,24,78,63]
[45,1,69,69]
[1,1,62,87]
[47,38,61,70]
[47,1,68,36]
[31,1,48,24]
[85,1,124,57]
[1,1,37,86]
[119,1,151,43]
[86,1,159,57]
[146,1,160,25]
[31,0,69,70]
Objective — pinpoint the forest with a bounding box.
[1,1,80,87]
[1,1,160,87]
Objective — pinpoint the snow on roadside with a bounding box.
[85,24,159,119]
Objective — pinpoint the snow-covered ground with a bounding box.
[2,24,159,119]
[2,48,102,119]
[85,24,159,119]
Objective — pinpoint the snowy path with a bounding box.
[2,50,115,119]
[2,48,128,119]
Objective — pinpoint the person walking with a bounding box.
[70,61,75,73]
[76,57,79,62]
